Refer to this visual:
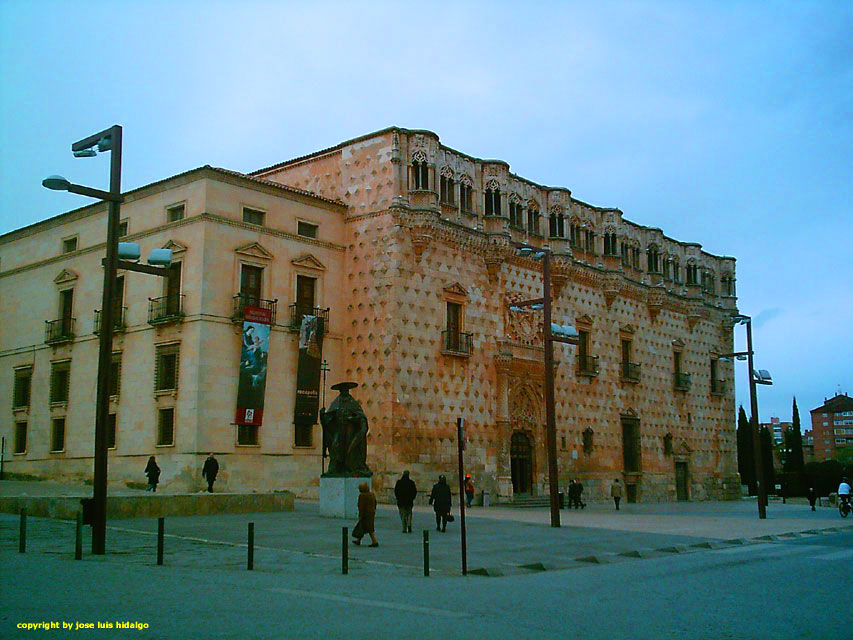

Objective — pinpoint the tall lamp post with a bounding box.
[44,126,172,554]
[721,313,773,519]
[509,246,578,528]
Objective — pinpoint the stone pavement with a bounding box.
[2,478,849,580]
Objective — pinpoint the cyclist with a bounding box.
[838,477,852,507]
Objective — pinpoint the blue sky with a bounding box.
[1,1,850,426]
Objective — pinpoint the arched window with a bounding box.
[508,196,523,228]
[647,245,660,273]
[439,167,455,204]
[484,180,501,216]
[604,232,618,256]
[527,201,540,235]
[411,151,429,190]
[459,176,473,213]
[549,206,565,238]
[570,221,581,247]
[584,227,596,252]
[686,263,699,285]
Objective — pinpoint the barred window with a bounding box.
[13,367,32,408]
[157,408,175,446]
[50,361,71,403]
[110,353,122,397]
[14,421,27,454]
[238,424,259,446]
[51,417,65,452]
[155,344,180,391]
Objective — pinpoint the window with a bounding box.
[243,207,265,226]
[459,180,473,213]
[164,262,182,315]
[647,247,660,273]
[14,421,27,454]
[527,205,540,235]
[672,260,681,283]
[294,424,312,447]
[157,408,174,446]
[584,229,595,252]
[240,264,264,305]
[13,367,32,408]
[62,236,78,254]
[631,247,641,269]
[710,359,721,392]
[663,259,671,280]
[107,413,117,449]
[297,221,318,239]
[118,220,129,237]
[51,418,65,452]
[167,203,185,222]
[509,200,523,227]
[440,173,455,204]
[445,301,463,351]
[484,185,501,216]
[155,344,180,392]
[59,288,74,326]
[50,361,71,403]
[686,264,698,285]
[604,233,617,256]
[238,424,259,446]
[295,274,316,313]
[569,223,581,247]
[621,242,631,267]
[549,213,565,238]
[109,353,122,397]
[412,158,429,190]
[674,350,682,375]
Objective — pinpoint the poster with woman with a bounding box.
[235,307,272,425]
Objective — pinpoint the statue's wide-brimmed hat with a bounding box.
[331,381,359,392]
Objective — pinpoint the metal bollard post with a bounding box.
[75,511,83,560]
[247,522,254,571]
[342,526,348,575]
[157,517,164,566]
[423,529,429,577]
[19,508,26,553]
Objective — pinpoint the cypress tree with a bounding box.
[737,405,755,493]
[760,425,776,494]
[789,397,805,472]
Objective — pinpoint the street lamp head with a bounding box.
[73,149,97,158]
[732,314,750,324]
[117,242,141,261]
[147,248,172,267]
[753,369,773,385]
[42,175,71,191]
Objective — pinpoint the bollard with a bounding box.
[423,529,429,577]
[19,508,26,553]
[75,511,83,560]
[157,517,164,566]
[342,526,348,575]
[247,522,254,571]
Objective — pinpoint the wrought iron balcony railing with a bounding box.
[94,307,127,334]
[289,304,329,332]
[148,294,185,325]
[576,354,600,376]
[442,330,473,356]
[232,294,277,325]
[45,318,75,344]
[621,361,641,383]
[674,372,692,391]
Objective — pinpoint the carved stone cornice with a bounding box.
[484,233,512,283]
[646,284,666,322]
[494,349,514,375]
[601,271,623,308]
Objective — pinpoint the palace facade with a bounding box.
[1,127,741,502]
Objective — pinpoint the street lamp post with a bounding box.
[509,246,578,528]
[723,314,772,520]
[44,126,172,554]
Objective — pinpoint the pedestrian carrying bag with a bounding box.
[352,519,364,539]
[446,514,455,522]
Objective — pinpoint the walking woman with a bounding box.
[429,475,452,532]
[352,482,379,547]
[145,456,161,492]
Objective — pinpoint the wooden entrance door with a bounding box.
[510,431,533,494]
[675,461,689,501]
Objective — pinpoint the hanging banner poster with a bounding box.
[235,306,272,426]
[293,314,324,426]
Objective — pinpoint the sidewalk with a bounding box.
[2,480,849,580]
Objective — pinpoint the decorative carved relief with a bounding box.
[504,292,543,345]
[440,165,454,179]
[486,178,501,191]
[646,284,666,321]
[602,272,623,308]
[494,350,514,375]
[508,383,542,430]
[411,149,427,164]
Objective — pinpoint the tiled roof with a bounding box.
[811,394,853,413]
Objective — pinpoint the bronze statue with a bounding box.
[321,382,372,476]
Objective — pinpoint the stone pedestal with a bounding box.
[320,476,370,519]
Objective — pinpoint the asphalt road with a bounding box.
[2,524,849,639]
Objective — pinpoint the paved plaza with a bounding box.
[1,481,850,639]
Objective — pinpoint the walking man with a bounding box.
[611,478,622,510]
[394,470,417,533]
[573,478,585,509]
[202,453,219,493]
[464,474,475,508]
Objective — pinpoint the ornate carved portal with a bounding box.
[506,382,543,496]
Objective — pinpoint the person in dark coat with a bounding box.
[807,487,817,511]
[567,479,577,509]
[394,470,417,533]
[429,475,452,532]
[573,478,585,509]
[202,453,219,493]
[144,456,161,492]
[353,482,378,547]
